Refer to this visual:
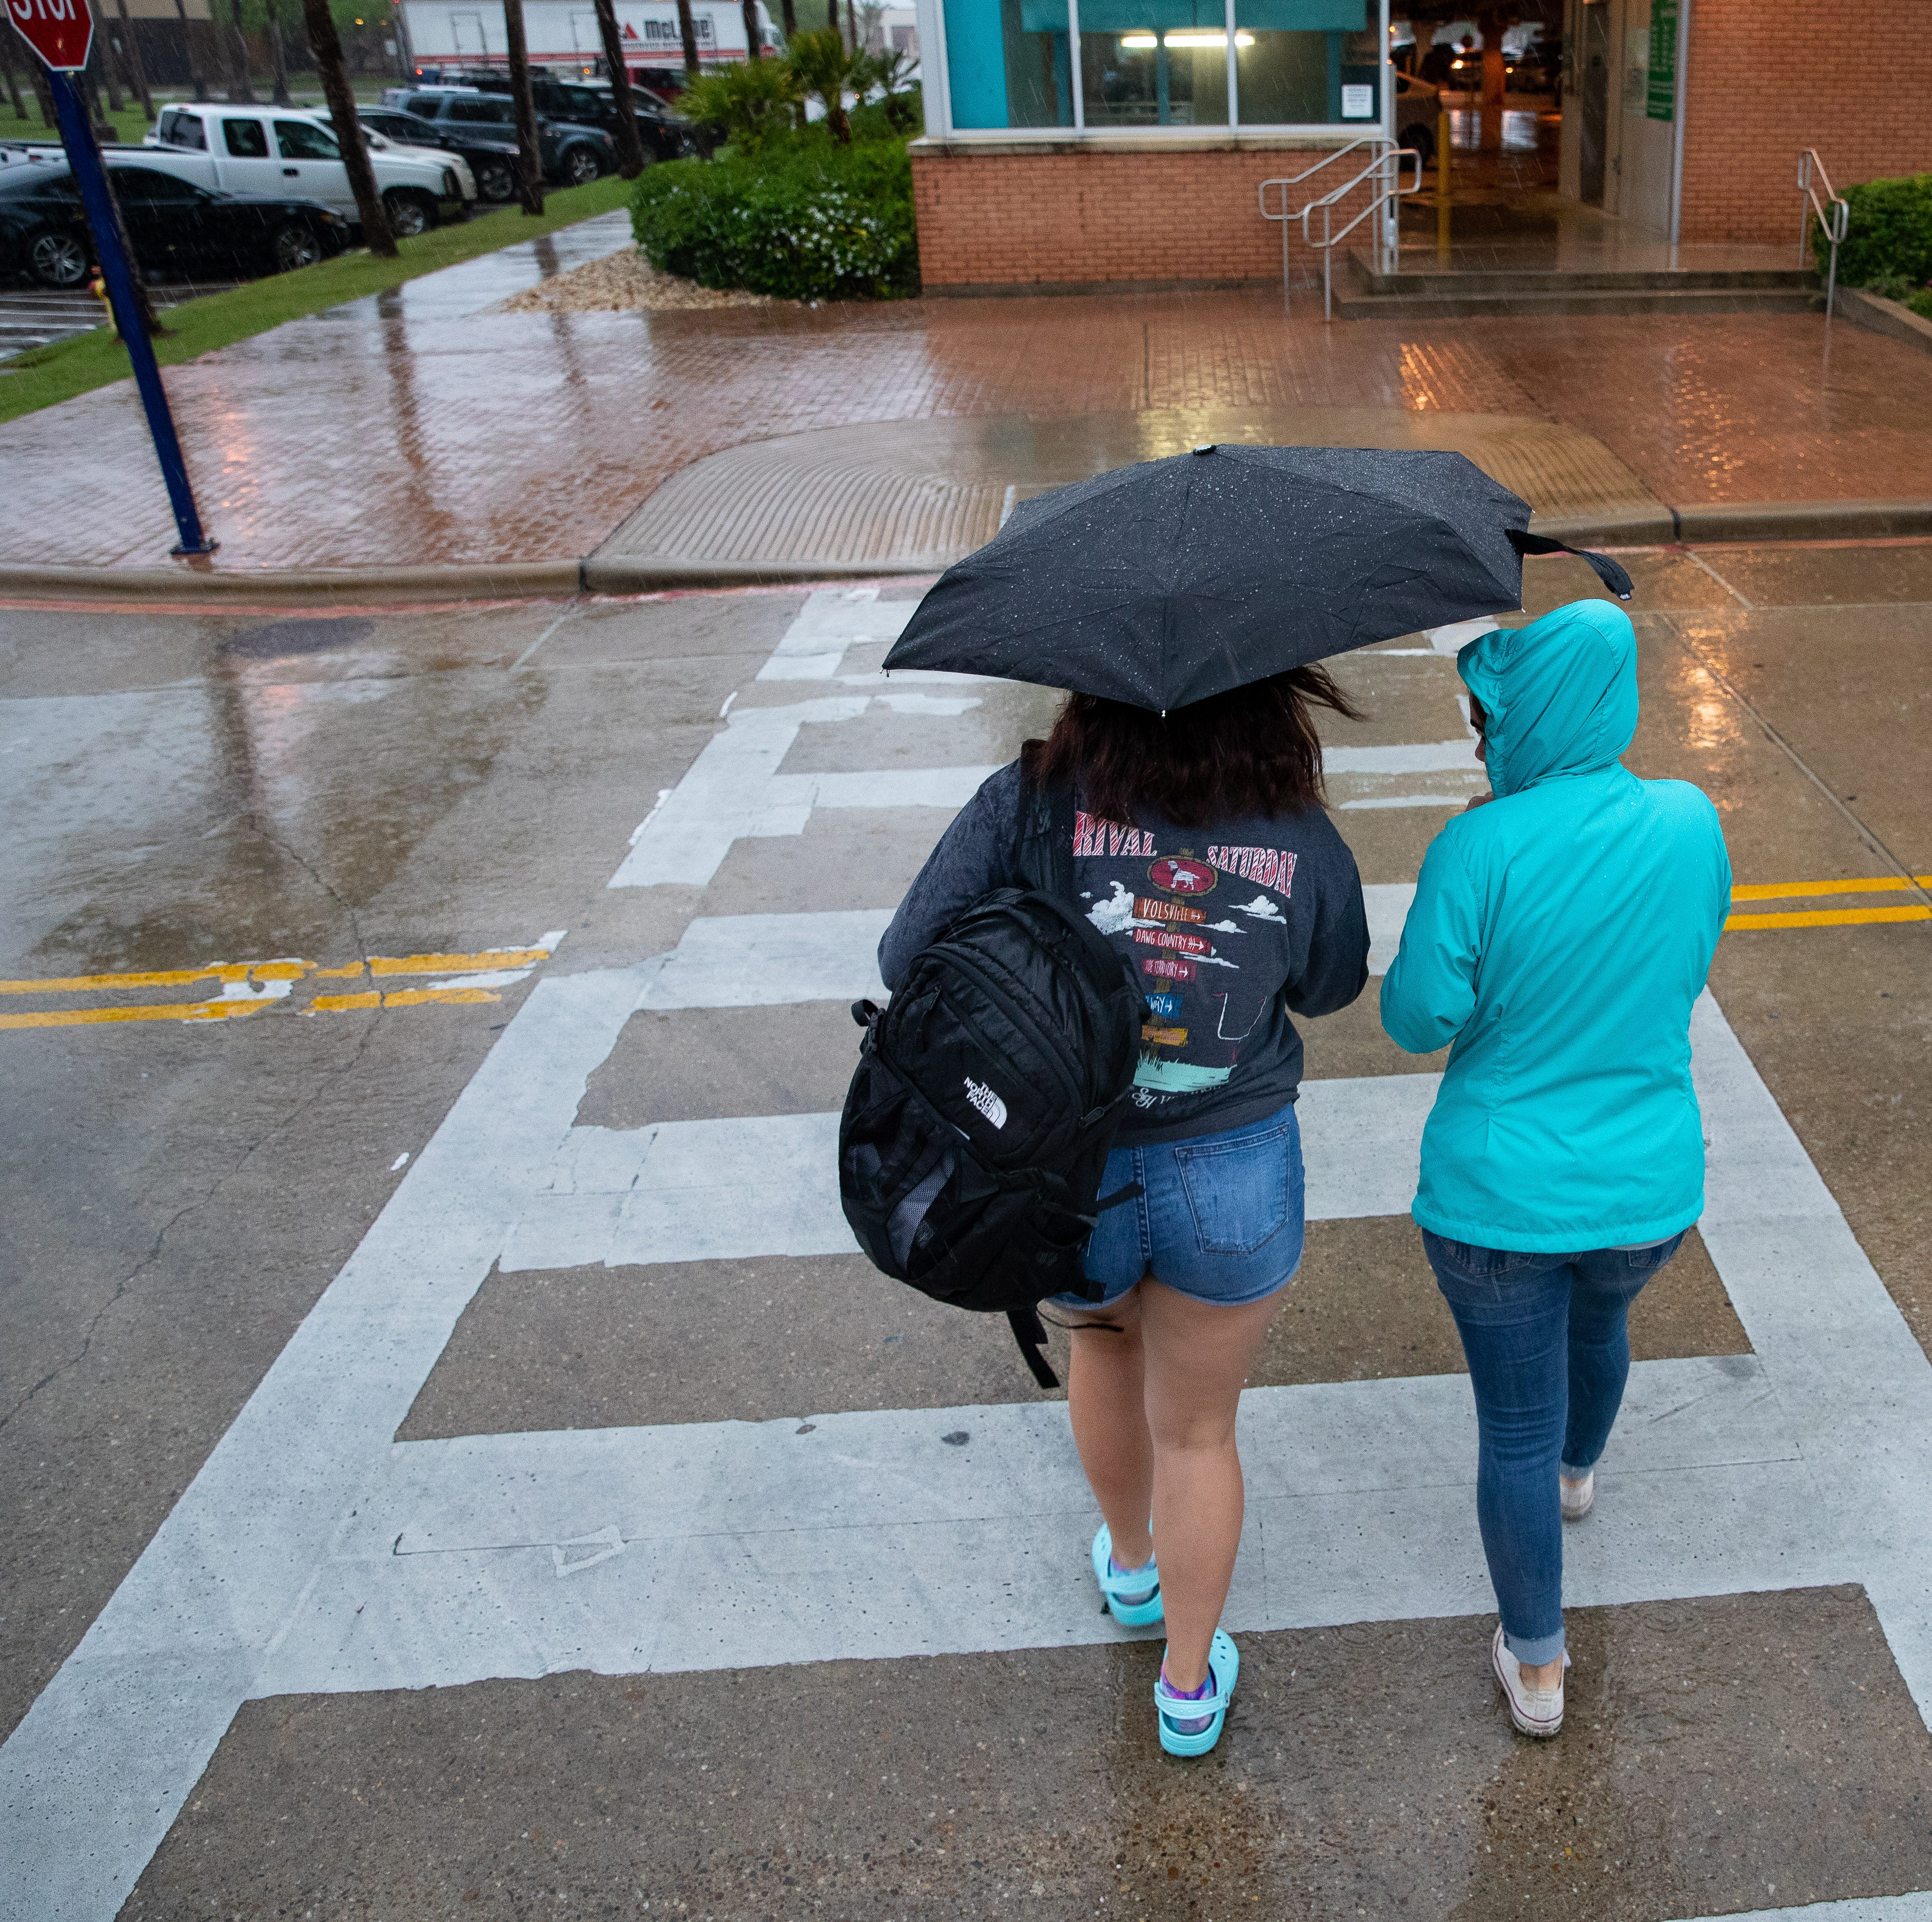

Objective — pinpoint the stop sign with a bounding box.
[8,0,94,71]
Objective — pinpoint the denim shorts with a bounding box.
[1050,1101,1306,1310]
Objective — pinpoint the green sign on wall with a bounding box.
[1647,0,1677,120]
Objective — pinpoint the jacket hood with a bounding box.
[1457,599,1638,797]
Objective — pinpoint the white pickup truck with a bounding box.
[142,104,470,236]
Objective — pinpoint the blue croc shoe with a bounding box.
[1091,1523,1164,1627]
[1154,1630,1240,1758]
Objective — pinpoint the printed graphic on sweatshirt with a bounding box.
[1073,812,1159,859]
[1075,809,1300,1105]
[1207,846,1297,893]
[1147,855,1216,896]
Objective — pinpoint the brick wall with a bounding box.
[911,142,1340,291]
[1679,0,1932,245]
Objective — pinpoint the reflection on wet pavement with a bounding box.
[6,209,1932,574]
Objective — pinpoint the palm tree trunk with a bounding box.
[675,0,701,77]
[227,0,256,101]
[740,0,761,60]
[266,0,291,104]
[173,0,209,100]
[502,0,546,216]
[0,42,28,121]
[590,0,646,177]
[298,0,398,254]
[114,0,158,121]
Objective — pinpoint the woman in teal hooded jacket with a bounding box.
[1381,597,1730,1739]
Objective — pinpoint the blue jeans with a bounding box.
[1050,1102,1306,1310]
[1423,1229,1687,1665]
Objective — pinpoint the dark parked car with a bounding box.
[357,106,520,203]
[395,89,617,188]
[0,155,350,287]
[470,72,700,162]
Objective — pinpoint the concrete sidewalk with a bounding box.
[5,209,1932,594]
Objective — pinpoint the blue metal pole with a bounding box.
[45,66,218,557]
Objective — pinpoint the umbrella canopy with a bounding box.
[882,443,1632,712]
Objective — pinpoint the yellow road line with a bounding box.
[313,987,501,1010]
[0,947,551,997]
[0,963,257,996]
[0,998,270,1030]
[366,949,549,976]
[1731,876,1932,902]
[1725,904,1932,931]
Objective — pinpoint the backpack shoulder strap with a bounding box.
[1013,769,1075,897]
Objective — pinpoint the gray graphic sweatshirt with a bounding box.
[879,762,1371,1146]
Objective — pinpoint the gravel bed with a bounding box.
[501,248,780,313]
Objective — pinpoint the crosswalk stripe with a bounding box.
[494,1071,1437,1274]
[253,1353,1828,1698]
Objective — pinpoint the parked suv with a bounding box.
[392,88,617,188]
[468,72,700,162]
[145,104,467,234]
[357,105,517,203]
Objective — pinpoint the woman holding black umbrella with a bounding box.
[880,669,1372,1757]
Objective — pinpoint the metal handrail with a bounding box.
[1259,138,1416,318]
[1797,148,1850,319]
[1300,143,1421,320]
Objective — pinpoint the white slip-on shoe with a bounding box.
[1560,1470,1595,1522]
[1491,1624,1568,1738]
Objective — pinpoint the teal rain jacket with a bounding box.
[1380,600,1731,1252]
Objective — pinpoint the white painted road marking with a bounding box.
[252,1352,1824,1697]
[608,696,994,889]
[494,1072,1435,1273]
[1323,737,1480,775]
[638,909,891,1009]
[7,591,1931,1922]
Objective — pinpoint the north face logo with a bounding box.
[963,1076,1008,1130]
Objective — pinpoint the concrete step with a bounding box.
[1333,286,1823,320]
[1348,256,1820,298]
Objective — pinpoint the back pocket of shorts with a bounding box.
[1174,1126,1291,1255]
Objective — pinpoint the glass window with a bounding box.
[222,116,269,157]
[942,0,1074,130]
[276,120,341,160]
[1079,0,1229,129]
[449,96,515,123]
[108,167,202,200]
[157,107,206,149]
[1234,2,1376,125]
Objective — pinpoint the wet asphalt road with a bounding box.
[3,545,1931,1919]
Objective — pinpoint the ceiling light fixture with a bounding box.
[1119,29,1253,48]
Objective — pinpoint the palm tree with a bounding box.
[786,26,858,143]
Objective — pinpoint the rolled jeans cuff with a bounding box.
[1504,1625,1567,1666]
[1559,1460,1594,1480]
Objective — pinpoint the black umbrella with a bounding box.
[882,444,1633,713]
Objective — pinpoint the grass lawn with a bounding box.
[0,172,632,425]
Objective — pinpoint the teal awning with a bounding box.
[1016,0,1364,42]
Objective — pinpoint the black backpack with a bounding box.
[838,779,1146,1388]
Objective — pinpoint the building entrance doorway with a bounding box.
[1393,5,1570,260]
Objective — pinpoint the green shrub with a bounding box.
[1821,171,1932,289]
[631,136,917,300]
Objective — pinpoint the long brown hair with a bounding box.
[1019,666,1364,828]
